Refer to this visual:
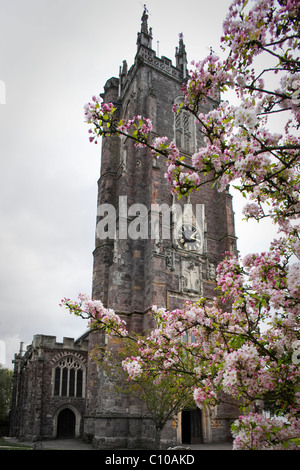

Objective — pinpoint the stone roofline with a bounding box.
[31,334,88,351]
[13,334,89,363]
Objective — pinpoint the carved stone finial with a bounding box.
[141,5,149,34]
[175,32,187,78]
[178,32,185,53]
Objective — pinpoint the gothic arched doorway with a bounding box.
[57,408,76,438]
[181,409,203,444]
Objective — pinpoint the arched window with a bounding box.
[53,356,85,398]
[174,97,195,154]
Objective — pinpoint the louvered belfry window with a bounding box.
[175,102,194,154]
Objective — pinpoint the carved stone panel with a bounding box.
[180,258,202,295]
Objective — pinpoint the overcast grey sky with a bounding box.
[0,0,278,368]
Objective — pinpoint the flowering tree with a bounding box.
[63,0,300,450]
[91,334,195,449]
[62,294,196,448]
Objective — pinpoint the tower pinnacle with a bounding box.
[137,4,153,50]
[175,32,188,79]
[141,5,149,34]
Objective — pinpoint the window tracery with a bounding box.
[53,356,85,398]
[174,98,195,154]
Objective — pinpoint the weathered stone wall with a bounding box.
[10,335,88,440]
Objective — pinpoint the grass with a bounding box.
[0,437,32,450]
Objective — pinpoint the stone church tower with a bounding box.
[84,9,238,448]
[9,9,238,448]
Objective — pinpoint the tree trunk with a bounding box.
[154,427,162,449]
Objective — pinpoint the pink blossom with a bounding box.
[287,263,300,298]
[122,357,143,379]
[232,413,299,450]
